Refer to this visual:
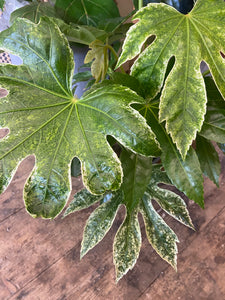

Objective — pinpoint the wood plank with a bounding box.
[140,206,225,300]
[0,167,84,299]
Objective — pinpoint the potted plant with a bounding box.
[0,0,224,282]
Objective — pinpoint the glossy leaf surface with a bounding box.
[64,189,104,217]
[117,0,225,158]
[120,149,152,212]
[146,165,194,228]
[135,103,204,207]
[113,211,141,282]
[81,191,122,258]
[10,2,59,24]
[55,0,120,27]
[140,195,178,269]
[199,78,225,143]
[0,18,160,218]
[196,135,220,187]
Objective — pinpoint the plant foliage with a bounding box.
[0,0,225,282]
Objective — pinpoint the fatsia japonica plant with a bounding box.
[0,0,224,281]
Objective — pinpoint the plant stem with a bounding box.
[139,0,143,10]
[106,44,126,74]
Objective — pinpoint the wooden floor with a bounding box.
[0,152,225,300]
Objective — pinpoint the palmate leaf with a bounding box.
[117,0,225,158]
[55,0,120,27]
[68,150,193,281]
[135,103,204,207]
[0,17,160,219]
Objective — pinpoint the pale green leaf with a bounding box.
[84,40,108,82]
[140,194,178,269]
[135,103,204,207]
[117,0,225,158]
[146,165,194,229]
[196,135,221,187]
[10,2,59,24]
[55,0,120,27]
[113,211,141,282]
[81,191,122,258]
[120,149,152,212]
[0,18,160,218]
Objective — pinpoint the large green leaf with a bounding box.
[135,103,204,207]
[196,135,221,187]
[0,17,160,218]
[199,77,225,143]
[55,0,120,27]
[81,190,122,258]
[140,194,178,269]
[113,210,141,282]
[146,165,194,228]
[10,2,59,24]
[117,0,225,158]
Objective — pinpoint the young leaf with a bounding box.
[196,135,221,187]
[64,189,104,217]
[120,149,152,212]
[10,2,59,24]
[0,18,160,218]
[81,191,122,258]
[113,211,141,282]
[146,165,194,229]
[135,103,204,207]
[84,40,108,82]
[117,0,225,158]
[55,0,120,27]
[140,194,178,269]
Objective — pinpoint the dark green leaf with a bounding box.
[10,3,59,24]
[199,78,225,143]
[0,0,5,11]
[117,0,225,158]
[81,191,122,258]
[73,71,92,83]
[55,0,120,27]
[64,189,104,217]
[196,135,220,187]
[135,103,204,207]
[109,72,143,96]
[120,149,152,212]
[0,18,160,218]
[140,194,178,269]
[113,211,141,282]
[146,165,194,229]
